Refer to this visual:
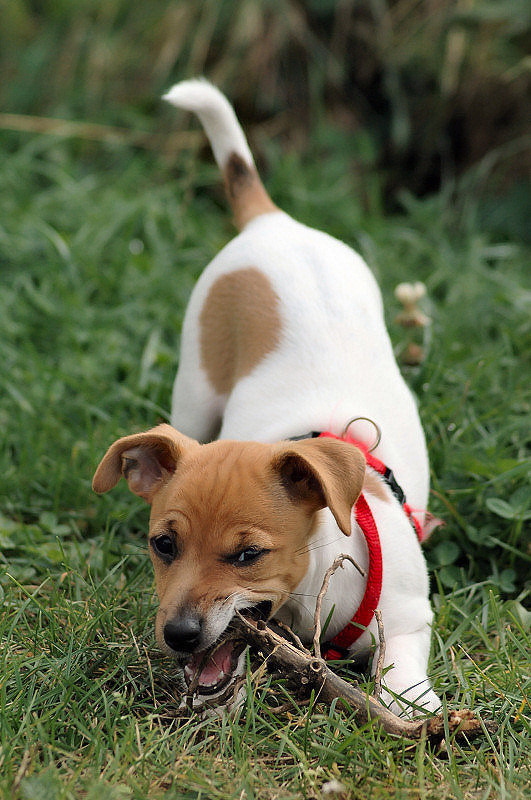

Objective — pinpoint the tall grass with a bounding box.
[2,0,529,200]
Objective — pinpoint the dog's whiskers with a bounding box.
[279,594,312,614]
[294,533,332,554]
[296,535,346,557]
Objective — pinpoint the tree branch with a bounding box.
[229,613,497,743]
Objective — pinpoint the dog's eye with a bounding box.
[150,534,176,562]
[230,546,268,566]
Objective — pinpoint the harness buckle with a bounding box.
[341,416,382,452]
[383,467,406,506]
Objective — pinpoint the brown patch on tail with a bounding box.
[224,153,277,229]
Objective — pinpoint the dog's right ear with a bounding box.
[92,424,198,503]
[271,437,366,537]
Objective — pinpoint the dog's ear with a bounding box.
[272,438,366,536]
[92,424,198,503]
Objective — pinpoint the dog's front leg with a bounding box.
[373,627,441,718]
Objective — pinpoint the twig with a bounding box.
[373,609,386,700]
[312,554,365,658]
[272,619,310,654]
[12,749,31,792]
[229,614,497,743]
[0,112,203,152]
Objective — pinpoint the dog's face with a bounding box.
[93,424,364,695]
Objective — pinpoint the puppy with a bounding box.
[93,80,441,717]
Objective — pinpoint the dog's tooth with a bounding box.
[214,670,225,685]
[201,669,225,688]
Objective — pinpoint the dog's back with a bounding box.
[165,80,429,510]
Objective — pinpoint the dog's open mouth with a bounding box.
[183,639,246,696]
[182,601,272,697]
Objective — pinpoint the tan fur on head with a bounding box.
[92,429,366,649]
[271,437,366,537]
[362,469,390,503]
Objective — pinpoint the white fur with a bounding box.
[163,79,254,170]
[167,80,440,716]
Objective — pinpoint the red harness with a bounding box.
[311,430,424,661]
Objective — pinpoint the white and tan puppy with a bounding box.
[93,80,440,717]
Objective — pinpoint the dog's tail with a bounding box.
[163,79,277,230]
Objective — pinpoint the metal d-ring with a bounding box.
[341,416,382,452]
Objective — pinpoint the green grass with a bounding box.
[0,125,529,799]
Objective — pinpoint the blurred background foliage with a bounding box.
[2,0,530,225]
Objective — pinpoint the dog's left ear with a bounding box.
[272,438,366,536]
[92,423,198,503]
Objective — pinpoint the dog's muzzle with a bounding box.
[179,600,273,697]
[163,613,202,653]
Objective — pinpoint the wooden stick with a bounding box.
[230,613,496,743]
[312,554,365,658]
[373,609,386,700]
[0,112,203,152]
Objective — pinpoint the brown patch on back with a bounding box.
[200,267,281,395]
[224,152,277,229]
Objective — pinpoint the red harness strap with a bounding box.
[317,430,422,660]
[321,491,383,660]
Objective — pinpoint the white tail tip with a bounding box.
[163,78,254,171]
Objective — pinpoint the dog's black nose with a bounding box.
[163,616,202,653]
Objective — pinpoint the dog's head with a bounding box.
[93,424,365,695]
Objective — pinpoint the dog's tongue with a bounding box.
[185,641,235,688]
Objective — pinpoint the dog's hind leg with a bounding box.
[171,353,224,443]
